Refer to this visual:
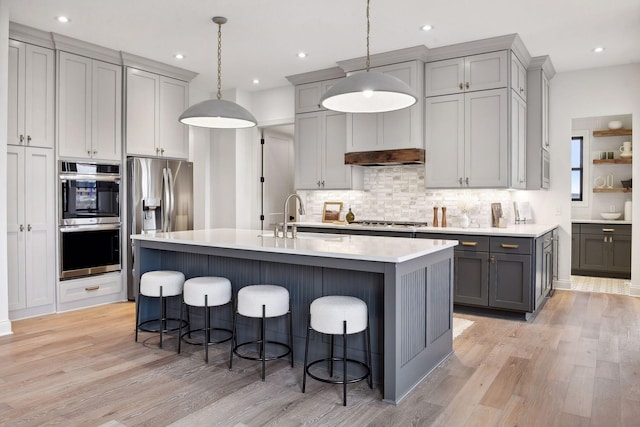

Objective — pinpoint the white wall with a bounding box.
[518,64,640,292]
[0,0,12,335]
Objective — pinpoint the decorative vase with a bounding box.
[460,212,470,228]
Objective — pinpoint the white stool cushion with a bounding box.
[183,276,232,307]
[237,285,289,318]
[310,296,368,335]
[140,270,185,297]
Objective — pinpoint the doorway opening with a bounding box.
[259,124,294,231]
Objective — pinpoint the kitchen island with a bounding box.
[131,228,457,404]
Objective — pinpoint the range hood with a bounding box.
[344,148,425,166]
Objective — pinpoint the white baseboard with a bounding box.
[554,279,572,290]
[629,283,640,297]
[0,320,13,336]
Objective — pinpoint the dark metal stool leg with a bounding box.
[159,286,164,348]
[302,313,311,393]
[205,295,210,363]
[229,299,237,370]
[178,298,184,354]
[342,320,347,407]
[366,317,373,389]
[135,292,142,342]
[288,307,294,367]
[261,304,266,382]
[329,335,334,377]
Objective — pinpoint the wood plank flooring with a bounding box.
[1,290,639,426]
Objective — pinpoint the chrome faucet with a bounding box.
[282,193,305,238]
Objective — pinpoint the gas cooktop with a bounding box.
[349,220,430,228]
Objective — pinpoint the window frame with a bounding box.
[571,129,590,208]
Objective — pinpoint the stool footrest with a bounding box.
[180,328,232,346]
[305,357,370,385]
[138,318,187,334]
[233,340,291,362]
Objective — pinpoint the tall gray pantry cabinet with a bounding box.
[7,39,56,319]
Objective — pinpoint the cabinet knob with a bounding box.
[87,150,92,155]
[465,177,469,186]
[19,224,24,232]
[465,82,470,89]
[458,177,463,185]
[321,180,325,187]
[161,148,165,154]
[27,135,32,144]
[19,134,24,144]
[490,256,496,264]
[520,87,524,93]
[317,180,321,187]
[93,150,98,155]
[156,147,160,154]
[27,224,32,231]
[458,83,463,90]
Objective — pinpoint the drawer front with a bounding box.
[580,224,631,236]
[417,233,489,251]
[59,274,122,303]
[490,236,532,255]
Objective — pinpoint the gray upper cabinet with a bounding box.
[526,56,554,189]
[295,110,359,190]
[510,90,527,189]
[294,79,340,114]
[7,40,55,149]
[425,51,508,97]
[425,88,508,188]
[346,61,424,152]
[126,67,189,159]
[58,51,122,161]
[510,54,527,101]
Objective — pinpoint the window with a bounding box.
[571,136,584,201]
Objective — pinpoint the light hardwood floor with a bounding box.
[1,291,640,426]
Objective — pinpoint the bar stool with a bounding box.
[178,276,233,363]
[302,295,372,406]
[229,285,293,381]
[135,270,186,348]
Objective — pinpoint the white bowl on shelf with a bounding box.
[607,120,622,130]
[600,212,622,220]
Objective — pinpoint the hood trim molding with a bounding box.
[345,148,425,166]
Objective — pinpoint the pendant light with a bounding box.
[179,17,257,128]
[319,0,417,113]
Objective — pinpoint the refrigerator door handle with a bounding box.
[167,168,175,232]
[162,168,171,232]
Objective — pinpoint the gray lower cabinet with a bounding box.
[572,223,631,279]
[297,226,554,315]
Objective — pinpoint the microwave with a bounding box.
[59,161,120,226]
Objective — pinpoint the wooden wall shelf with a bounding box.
[593,158,632,164]
[593,188,632,193]
[593,129,632,137]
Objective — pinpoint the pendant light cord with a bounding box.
[217,20,222,100]
[366,0,370,72]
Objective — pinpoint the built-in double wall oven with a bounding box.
[59,161,121,280]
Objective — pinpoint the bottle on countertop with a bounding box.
[433,206,439,227]
[346,207,355,223]
[441,207,447,228]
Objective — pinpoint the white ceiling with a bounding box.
[6,0,640,95]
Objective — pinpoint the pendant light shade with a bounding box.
[319,70,417,113]
[179,98,257,128]
[178,16,257,129]
[319,0,418,114]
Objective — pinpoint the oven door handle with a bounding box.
[60,224,121,232]
[59,173,120,182]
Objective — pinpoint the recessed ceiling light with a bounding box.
[174,53,185,60]
[56,16,70,23]
[593,46,605,53]
[297,52,307,59]
[421,24,433,31]
[252,79,260,84]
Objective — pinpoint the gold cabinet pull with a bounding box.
[500,243,519,249]
[461,241,478,246]
[602,228,615,232]
[85,286,100,291]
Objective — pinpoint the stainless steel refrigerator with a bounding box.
[126,157,193,299]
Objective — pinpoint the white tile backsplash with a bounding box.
[298,165,515,228]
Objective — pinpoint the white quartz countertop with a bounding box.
[572,219,632,225]
[131,228,458,263]
[295,222,558,238]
